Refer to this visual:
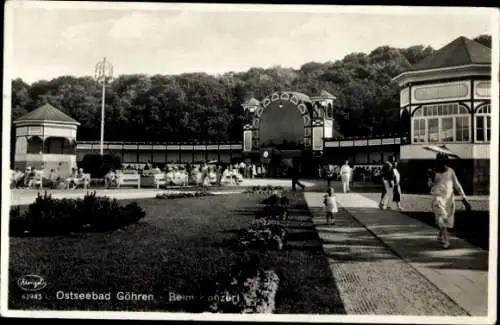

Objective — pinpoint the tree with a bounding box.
[10,40,439,141]
[473,34,491,48]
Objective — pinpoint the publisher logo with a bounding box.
[18,275,47,291]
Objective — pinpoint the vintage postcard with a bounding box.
[1,1,499,324]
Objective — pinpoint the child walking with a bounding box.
[323,188,338,224]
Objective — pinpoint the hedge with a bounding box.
[10,191,146,236]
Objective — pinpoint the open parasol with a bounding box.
[424,145,471,211]
[422,145,460,159]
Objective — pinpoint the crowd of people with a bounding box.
[10,160,270,190]
[10,166,90,190]
[319,163,385,187]
[103,161,269,188]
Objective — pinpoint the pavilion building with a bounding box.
[392,36,492,194]
[12,103,80,177]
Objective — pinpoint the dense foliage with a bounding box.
[11,35,490,141]
[10,191,146,236]
[79,154,123,178]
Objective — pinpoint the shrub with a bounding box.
[10,206,27,236]
[13,191,146,236]
[79,154,122,178]
[120,201,147,224]
[10,206,21,219]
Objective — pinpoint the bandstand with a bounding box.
[241,90,337,177]
[393,36,491,194]
[13,103,80,177]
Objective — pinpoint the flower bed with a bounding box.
[199,192,290,313]
[10,191,146,236]
[238,218,288,251]
[206,268,280,313]
[243,186,290,195]
[236,193,291,252]
[155,191,214,199]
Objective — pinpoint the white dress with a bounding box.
[324,195,338,214]
[429,167,466,229]
[340,165,351,181]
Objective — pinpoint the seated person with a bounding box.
[105,170,117,187]
[175,169,188,186]
[11,169,24,188]
[221,166,234,185]
[23,166,33,187]
[44,168,58,189]
[191,167,203,186]
[66,168,85,190]
[232,168,243,184]
[25,166,44,188]
[165,169,175,186]
[208,168,217,185]
[27,168,44,189]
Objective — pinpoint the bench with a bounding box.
[141,170,166,189]
[65,173,91,190]
[116,170,141,188]
[26,170,44,190]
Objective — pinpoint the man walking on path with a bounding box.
[379,157,395,210]
[291,157,306,191]
[340,160,352,193]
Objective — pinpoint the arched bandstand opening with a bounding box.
[259,100,304,149]
[242,90,337,178]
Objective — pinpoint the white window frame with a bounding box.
[411,103,471,144]
[474,104,491,143]
[412,118,427,143]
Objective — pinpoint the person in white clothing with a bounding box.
[392,161,402,210]
[323,188,338,224]
[428,153,471,249]
[340,160,352,193]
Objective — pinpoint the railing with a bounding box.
[324,133,410,147]
[76,141,244,150]
[77,140,243,145]
[323,133,408,141]
[76,133,411,150]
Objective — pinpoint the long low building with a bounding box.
[76,141,244,165]
[75,135,403,166]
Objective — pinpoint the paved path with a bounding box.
[304,192,489,316]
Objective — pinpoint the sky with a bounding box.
[5,2,496,84]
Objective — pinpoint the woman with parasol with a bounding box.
[424,145,472,249]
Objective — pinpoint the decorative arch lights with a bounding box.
[412,103,470,144]
[475,104,491,142]
[297,103,308,115]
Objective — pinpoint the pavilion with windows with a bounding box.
[13,103,80,177]
[393,36,491,194]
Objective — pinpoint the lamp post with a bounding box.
[94,57,114,156]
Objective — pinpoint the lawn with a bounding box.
[8,192,344,314]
